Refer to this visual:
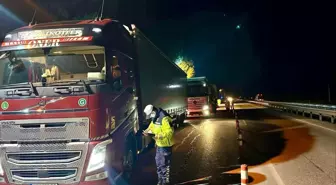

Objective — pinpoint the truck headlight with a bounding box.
[202,105,209,110]
[86,139,112,173]
[203,110,210,116]
[0,163,3,176]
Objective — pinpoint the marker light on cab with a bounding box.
[92,28,102,33]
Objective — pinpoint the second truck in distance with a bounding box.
[186,77,218,117]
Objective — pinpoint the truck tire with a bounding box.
[179,113,186,125]
[122,137,137,181]
[174,118,179,129]
[175,113,186,128]
[212,104,217,115]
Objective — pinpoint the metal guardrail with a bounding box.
[268,101,336,111]
[250,100,336,124]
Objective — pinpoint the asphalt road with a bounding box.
[130,102,336,185]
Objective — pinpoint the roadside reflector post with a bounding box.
[238,131,243,146]
[236,119,240,130]
[237,128,243,164]
[241,164,248,185]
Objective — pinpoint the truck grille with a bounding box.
[7,151,81,164]
[12,169,77,181]
[0,127,89,184]
[188,97,206,109]
[0,117,90,142]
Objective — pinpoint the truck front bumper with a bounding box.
[0,179,109,185]
[187,109,211,117]
[73,179,109,185]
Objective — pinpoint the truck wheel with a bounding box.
[175,116,179,128]
[179,114,186,125]
[175,114,186,128]
[122,139,136,180]
[212,104,217,115]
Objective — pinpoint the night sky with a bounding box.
[0,0,333,103]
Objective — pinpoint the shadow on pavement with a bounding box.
[234,109,285,120]
[226,109,315,182]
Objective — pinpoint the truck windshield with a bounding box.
[187,84,208,97]
[0,46,105,86]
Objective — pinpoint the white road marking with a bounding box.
[262,125,307,133]
[241,120,248,126]
[190,134,201,145]
[277,114,336,133]
[292,118,336,133]
[174,129,195,151]
[188,121,201,131]
[268,163,286,185]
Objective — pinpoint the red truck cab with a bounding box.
[186,77,217,117]
[0,19,187,185]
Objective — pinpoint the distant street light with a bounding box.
[236,24,241,29]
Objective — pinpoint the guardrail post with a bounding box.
[319,114,323,121]
[331,116,334,124]
[310,112,313,119]
[302,111,305,116]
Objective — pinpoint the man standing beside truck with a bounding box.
[143,104,174,185]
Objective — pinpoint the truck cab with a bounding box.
[0,19,187,185]
[186,77,217,117]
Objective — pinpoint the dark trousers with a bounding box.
[155,146,172,184]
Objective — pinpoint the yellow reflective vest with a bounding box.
[148,115,174,147]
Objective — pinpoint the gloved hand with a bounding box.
[142,130,149,136]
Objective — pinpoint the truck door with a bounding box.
[104,50,137,174]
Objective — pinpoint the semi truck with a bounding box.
[186,77,217,117]
[0,19,187,185]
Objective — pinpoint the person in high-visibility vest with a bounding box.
[143,104,174,185]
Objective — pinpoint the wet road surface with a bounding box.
[130,102,336,185]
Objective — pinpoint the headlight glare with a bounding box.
[203,105,209,110]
